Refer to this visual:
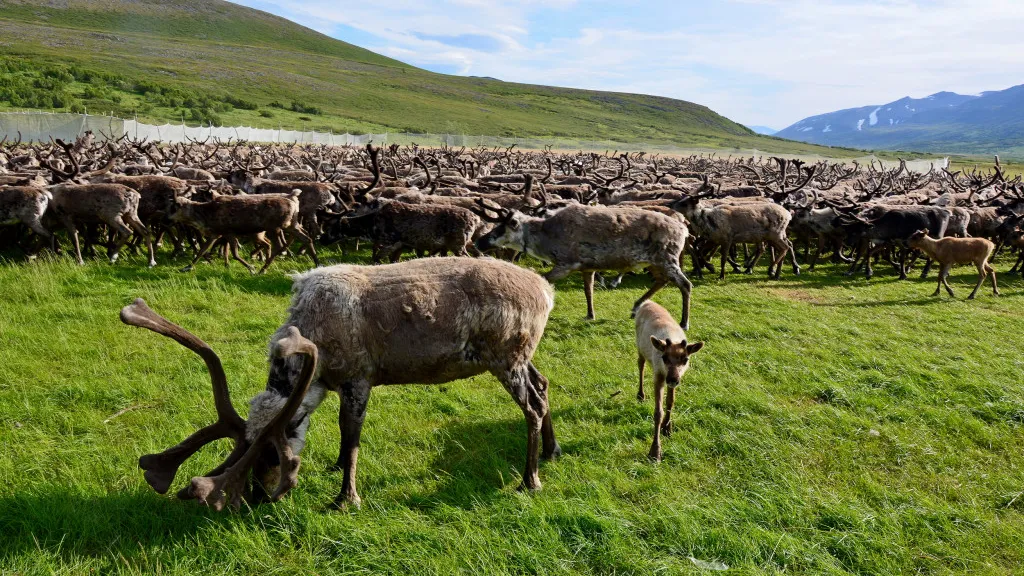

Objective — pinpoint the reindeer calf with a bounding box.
[907,230,998,299]
[635,300,703,462]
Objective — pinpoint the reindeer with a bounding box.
[0,186,52,256]
[121,257,558,510]
[672,191,798,280]
[321,199,483,262]
[48,183,155,267]
[474,189,693,329]
[907,230,998,299]
[171,190,317,274]
[634,300,704,462]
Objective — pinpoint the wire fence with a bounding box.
[0,111,948,171]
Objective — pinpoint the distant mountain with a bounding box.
[746,125,777,135]
[776,85,1024,156]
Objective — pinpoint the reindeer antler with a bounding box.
[123,299,319,510]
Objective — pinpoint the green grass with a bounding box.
[2,245,1024,574]
[0,0,864,156]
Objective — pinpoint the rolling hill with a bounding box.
[776,85,1024,156]
[0,0,842,153]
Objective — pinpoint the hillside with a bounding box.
[776,85,1024,156]
[0,0,843,153]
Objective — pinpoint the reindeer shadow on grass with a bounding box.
[388,408,585,511]
[0,489,239,562]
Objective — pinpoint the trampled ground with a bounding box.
[2,248,1024,574]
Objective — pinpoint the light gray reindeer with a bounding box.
[123,257,559,510]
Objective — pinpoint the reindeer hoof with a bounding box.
[637,391,646,403]
[518,479,542,493]
[661,421,673,437]
[542,444,562,460]
[648,450,662,463]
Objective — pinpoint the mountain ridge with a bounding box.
[776,85,1024,156]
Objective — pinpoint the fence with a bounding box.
[0,111,948,171]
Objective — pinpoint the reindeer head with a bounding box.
[649,337,703,387]
[120,299,318,510]
[907,229,930,248]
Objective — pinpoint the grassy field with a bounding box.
[0,0,862,156]
[2,245,1024,574]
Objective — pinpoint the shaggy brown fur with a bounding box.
[0,185,51,240]
[237,257,558,508]
[171,191,316,274]
[673,196,797,279]
[49,183,155,267]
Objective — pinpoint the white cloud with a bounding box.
[232,0,1024,128]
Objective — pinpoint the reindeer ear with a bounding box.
[650,336,666,352]
[686,341,704,355]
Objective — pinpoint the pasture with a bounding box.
[2,248,1024,574]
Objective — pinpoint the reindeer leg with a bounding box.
[495,363,546,491]
[637,353,646,402]
[809,234,824,272]
[62,217,85,265]
[969,263,986,299]
[106,217,134,264]
[530,363,560,460]
[788,239,801,275]
[332,380,371,509]
[125,213,155,267]
[182,236,220,272]
[583,270,596,320]
[719,242,730,279]
[942,267,956,298]
[649,376,666,462]
[631,276,668,320]
[229,239,256,274]
[661,386,676,437]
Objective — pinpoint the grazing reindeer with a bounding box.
[907,230,998,299]
[123,257,559,510]
[634,300,703,462]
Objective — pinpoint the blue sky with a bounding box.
[231,0,1024,129]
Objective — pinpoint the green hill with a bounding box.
[0,0,840,153]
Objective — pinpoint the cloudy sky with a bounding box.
[231,0,1024,130]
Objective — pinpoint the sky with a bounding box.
[231,0,1024,130]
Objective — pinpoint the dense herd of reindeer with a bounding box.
[3,131,1022,510]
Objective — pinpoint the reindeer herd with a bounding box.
[2,131,1022,510]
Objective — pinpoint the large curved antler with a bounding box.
[121,299,245,495]
[122,299,319,510]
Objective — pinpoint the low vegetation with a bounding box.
[0,0,859,155]
[2,249,1024,574]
